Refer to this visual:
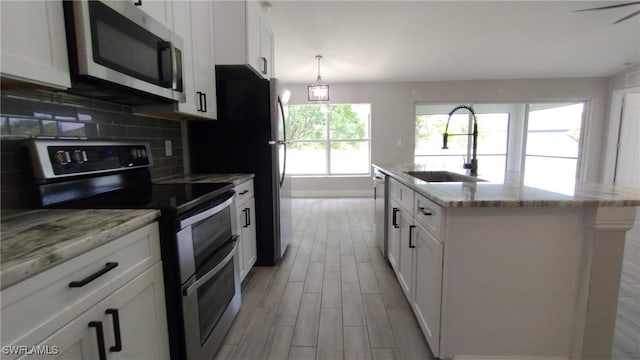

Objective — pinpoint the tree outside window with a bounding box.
[287,104,371,176]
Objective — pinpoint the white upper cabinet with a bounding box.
[136,0,217,120]
[171,0,217,119]
[133,0,172,28]
[212,0,274,79]
[0,1,71,89]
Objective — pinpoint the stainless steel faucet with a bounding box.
[441,105,479,176]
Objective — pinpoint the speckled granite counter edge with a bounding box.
[1,209,161,289]
[373,164,640,208]
[154,173,255,186]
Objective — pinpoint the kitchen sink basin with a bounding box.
[405,171,485,183]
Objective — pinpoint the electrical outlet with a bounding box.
[165,140,173,157]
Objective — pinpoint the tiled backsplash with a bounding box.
[1,90,185,208]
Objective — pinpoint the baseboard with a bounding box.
[292,189,373,198]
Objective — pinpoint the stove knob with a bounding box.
[72,150,87,163]
[53,150,70,165]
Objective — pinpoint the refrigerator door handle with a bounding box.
[278,97,287,188]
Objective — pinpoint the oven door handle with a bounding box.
[182,235,239,298]
[179,195,234,229]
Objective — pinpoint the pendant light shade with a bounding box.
[308,55,329,101]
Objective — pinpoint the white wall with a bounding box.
[285,78,610,197]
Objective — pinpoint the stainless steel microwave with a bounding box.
[63,0,185,105]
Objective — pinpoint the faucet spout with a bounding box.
[442,105,479,176]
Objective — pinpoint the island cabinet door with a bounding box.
[387,199,401,272]
[397,207,414,300]
[412,223,443,357]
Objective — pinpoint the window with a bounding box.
[524,103,584,195]
[414,102,585,191]
[415,104,509,182]
[287,104,371,176]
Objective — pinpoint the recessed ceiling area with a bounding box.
[263,1,640,83]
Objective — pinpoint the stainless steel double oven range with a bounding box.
[26,140,240,360]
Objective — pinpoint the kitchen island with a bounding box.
[373,164,640,360]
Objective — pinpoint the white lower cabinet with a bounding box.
[236,179,257,281]
[387,199,400,272]
[412,223,443,356]
[386,177,444,357]
[1,222,169,360]
[27,263,169,360]
[396,207,414,299]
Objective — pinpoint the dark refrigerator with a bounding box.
[188,66,291,266]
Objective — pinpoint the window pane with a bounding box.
[476,155,506,182]
[288,142,327,175]
[287,105,327,141]
[415,114,469,156]
[476,113,509,155]
[330,141,370,174]
[526,103,582,157]
[329,104,370,140]
[524,156,577,195]
[414,155,464,171]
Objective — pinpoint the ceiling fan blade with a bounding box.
[575,1,640,12]
[613,8,640,23]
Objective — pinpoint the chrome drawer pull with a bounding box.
[69,262,118,288]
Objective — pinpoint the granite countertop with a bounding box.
[0,209,160,289]
[374,164,640,208]
[154,173,254,186]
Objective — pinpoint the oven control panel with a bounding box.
[27,140,153,180]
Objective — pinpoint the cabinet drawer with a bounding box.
[414,193,443,238]
[389,177,414,212]
[1,223,160,355]
[235,179,254,206]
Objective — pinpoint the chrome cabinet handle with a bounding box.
[69,262,118,288]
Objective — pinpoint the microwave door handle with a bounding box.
[182,235,239,297]
[170,42,178,90]
[158,41,178,90]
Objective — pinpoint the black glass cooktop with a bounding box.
[45,181,234,216]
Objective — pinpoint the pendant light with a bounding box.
[308,55,329,101]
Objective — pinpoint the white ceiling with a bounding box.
[262,1,640,83]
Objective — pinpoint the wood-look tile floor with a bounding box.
[214,198,434,360]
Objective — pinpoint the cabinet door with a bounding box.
[0,1,70,89]
[397,208,414,300]
[190,0,217,119]
[135,0,172,28]
[23,263,169,360]
[259,17,273,78]
[387,200,401,273]
[238,199,257,281]
[245,0,263,76]
[100,263,169,360]
[413,224,443,357]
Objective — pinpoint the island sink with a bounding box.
[405,170,485,183]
